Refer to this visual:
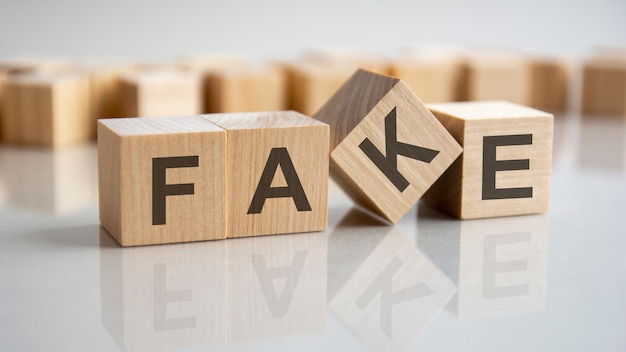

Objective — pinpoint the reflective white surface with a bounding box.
[1,113,625,351]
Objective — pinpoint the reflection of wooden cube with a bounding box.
[2,145,97,215]
[2,73,92,147]
[314,69,462,223]
[118,70,202,117]
[424,101,553,219]
[98,116,227,246]
[416,208,548,318]
[466,53,530,105]
[329,209,455,351]
[204,66,286,113]
[205,111,329,238]
[582,57,626,116]
[528,57,570,111]
[99,229,227,351]
[227,232,326,342]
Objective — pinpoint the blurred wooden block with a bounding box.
[466,53,530,105]
[314,69,462,223]
[529,57,570,111]
[582,57,626,116]
[177,54,248,72]
[301,48,390,74]
[119,70,202,117]
[284,63,356,116]
[390,54,465,103]
[2,73,92,147]
[205,111,329,238]
[205,66,286,113]
[98,116,227,246]
[423,101,553,219]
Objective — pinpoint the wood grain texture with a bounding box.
[314,69,462,223]
[118,70,202,118]
[2,73,92,147]
[204,111,329,238]
[204,66,286,113]
[581,57,626,116]
[98,116,227,246]
[423,101,553,219]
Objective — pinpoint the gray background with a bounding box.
[1,0,625,61]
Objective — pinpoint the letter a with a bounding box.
[248,147,312,214]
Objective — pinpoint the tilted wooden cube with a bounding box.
[2,73,92,147]
[314,69,462,223]
[582,56,626,116]
[118,70,202,118]
[98,116,227,246]
[423,101,553,219]
[205,111,329,238]
[204,66,286,113]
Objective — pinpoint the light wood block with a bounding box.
[466,53,530,105]
[205,111,329,238]
[98,116,227,246]
[301,48,390,74]
[314,69,462,223]
[177,54,248,72]
[284,62,357,116]
[582,57,626,116]
[204,66,286,113]
[118,70,202,118]
[390,53,465,103]
[2,73,92,147]
[86,64,136,131]
[423,101,553,219]
[529,57,570,111]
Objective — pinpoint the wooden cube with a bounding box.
[204,111,329,238]
[466,53,530,105]
[528,57,570,112]
[423,101,553,219]
[284,62,357,116]
[313,69,462,223]
[118,70,202,118]
[390,53,465,103]
[582,57,626,116]
[98,116,227,246]
[86,64,136,130]
[2,73,92,147]
[99,229,227,350]
[204,66,286,113]
[301,48,390,74]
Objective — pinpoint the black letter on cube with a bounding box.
[152,156,199,225]
[482,134,533,200]
[248,147,312,214]
[359,107,440,192]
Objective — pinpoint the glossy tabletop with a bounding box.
[0,112,625,351]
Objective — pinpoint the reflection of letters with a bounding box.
[355,256,434,339]
[153,263,197,331]
[252,251,308,318]
[482,232,531,299]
